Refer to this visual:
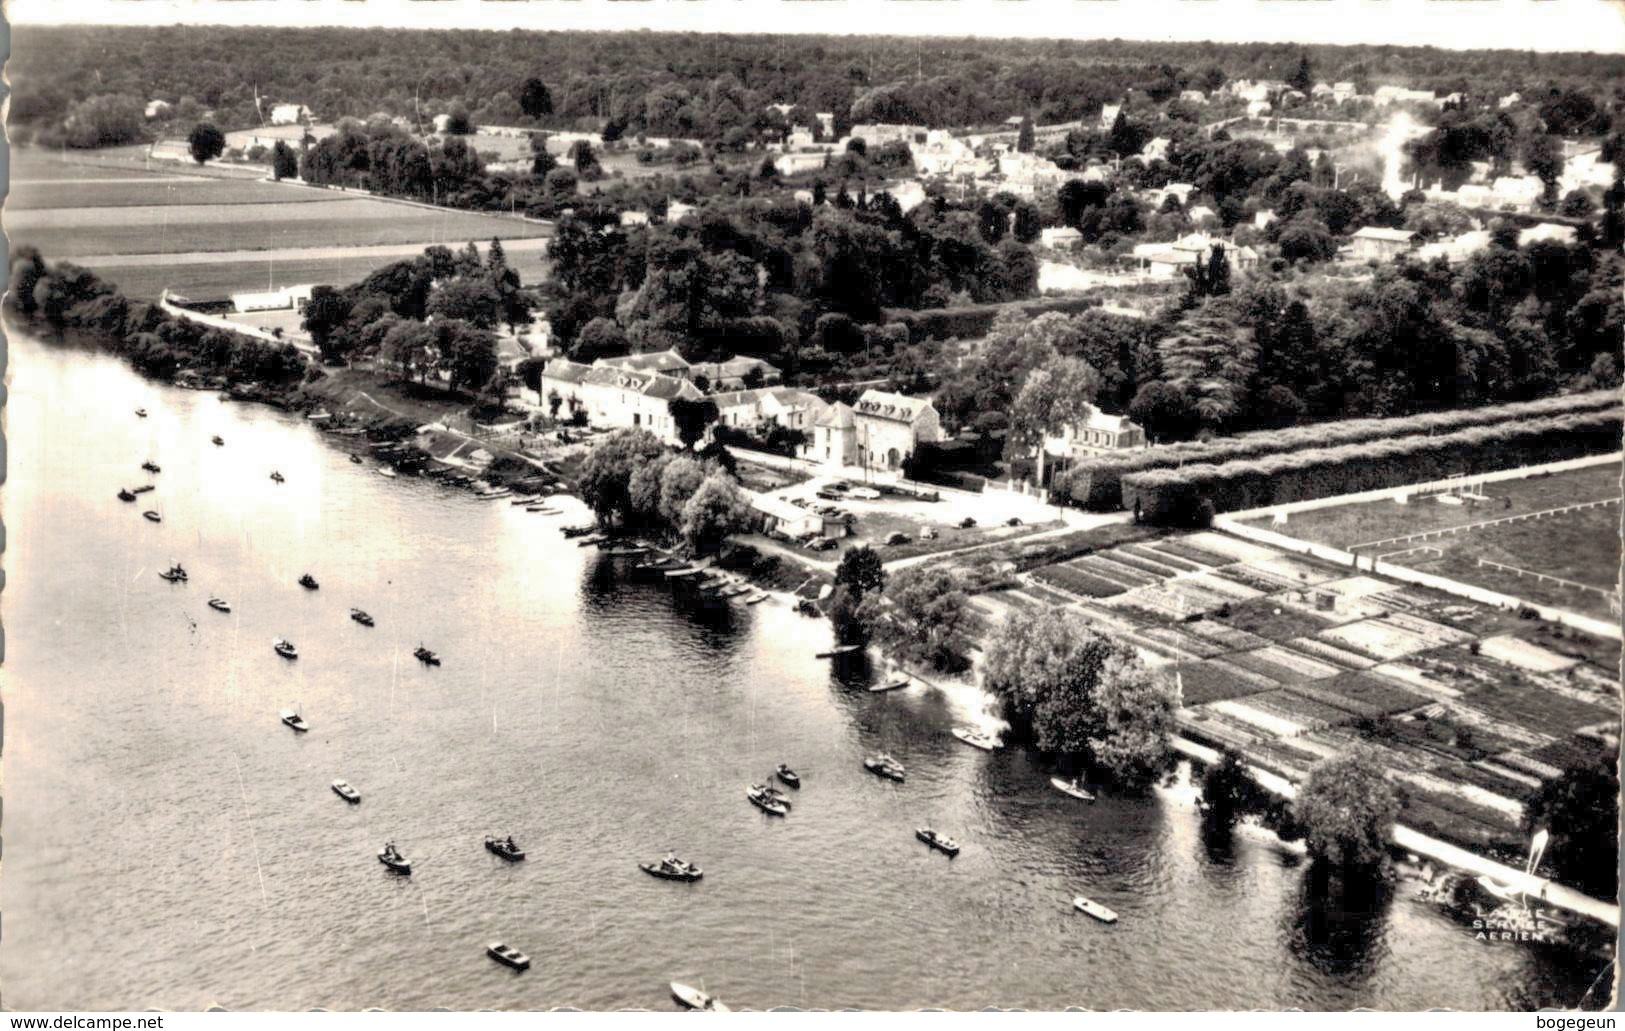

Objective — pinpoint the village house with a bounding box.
[1179,90,1208,105]
[775,152,828,176]
[538,359,706,446]
[1138,137,1170,163]
[1099,103,1122,130]
[1332,82,1359,103]
[1040,226,1083,249]
[848,123,929,149]
[619,210,650,227]
[750,492,824,540]
[1131,234,1258,279]
[1347,226,1418,262]
[814,113,835,138]
[1499,92,1522,110]
[1043,409,1146,461]
[758,388,826,434]
[666,200,698,223]
[145,99,173,119]
[689,356,783,392]
[595,349,692,378]
[271,103,313,125]
[1373,86,1437,108]
[806,401,859,468]
[853,389,943,472]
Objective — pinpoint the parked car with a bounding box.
[1006,517,1023,527]
[808,536,839,552]
[826,481,851,493]
[816,489,842,501]
[959,517,977,529]
[848,486,881,500]
[884,531,910,546]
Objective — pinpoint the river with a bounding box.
[0,330,1600,1011]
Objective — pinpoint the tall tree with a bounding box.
[1287,52,1314,94]
[270,140,298,180]
[188,122,225,164]
[1293,745,1399,871]
[1524,756,1620,900]
[678,470,747,554]
[518,77,554,119]
[1155,308,1257,432]
[1009,356,1102,485]
[1016,117,1035,154]
[882,567,969,671]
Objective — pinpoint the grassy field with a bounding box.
[9,177,357,211]
[1245,462,1622,619]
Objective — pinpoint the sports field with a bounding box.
[1242,461,1623,619]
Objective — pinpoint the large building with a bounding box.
[806,401,858,468]
[537,359,707,445]
[1347,226,1417,262]
[852,389,943,471]
[1043,409,1146,461]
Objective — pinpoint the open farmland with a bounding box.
[1242,460,1622,619]
[8,177,359,211]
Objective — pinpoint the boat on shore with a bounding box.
[118,488,136,502]
[377,466,398,478]
[775,764,800,788]
[298,573,319,590]
[864,754,906,782]
[1073,896,1118,923]
[414,645,441,666]
[578,534,607,547]
[378,842,411,874]
[951,726,999,751]
[273,638,299,660]
[207,597,231,613]
[816,644,862,659]
[746,785,790,816]
[915,828,960,857]
[141,461,161,473]
[640,855,703,882]
[527,506,561,515]
[1050,777,1095,802]
[561,524,596,538]
[670,982,728,1012]
[869,672,911,693]
[350,608,375,627]
[280,708,309,732]
[331,780,361,804]
[485,836,526,862]
[142,510,162,523]
[744,590,769,605]
[487,943,530,971]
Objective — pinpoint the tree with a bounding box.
[881,567,968,671]
[381,319,435,382]
[579,428,667,525]
[572,317,630,362]
[1009,357,1102,484]
[437,320,499,393]
[188,122,225,165]
[302,286,354,363]
[271,140,299,180]
[63,94,145,148]
[570,140,602,179]
[1156,308,1257,431]
[982,608,1174,791]
[1016,117,1035,154]
[1293,745,1399,871]
[668,397,720,450]
[834,545,887,597]
[679,470,747,554]
[829,584,883,646]
[1200,749,1254,827]
[427,277,504,329]
[529,133,557,179]
[444,107,473,135]
[1523,133,1564,208]
[519,77,553,119]
[1287,52,1314,94]
[1524,756,1619,900]
[656,455,707,525]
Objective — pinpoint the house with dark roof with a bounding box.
[594,349,692,378]
[852,389,943,471]
[539,358,706,444]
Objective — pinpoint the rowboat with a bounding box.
[915,828,960,857]
[1073,896,1118,923]
[331,780,361,804]
[143,511,162,523]
[863,755,905,782]
[487,943,530,971]
[868,672,911,693]
[816,644,862,659]
[746,786,789,816]
[485,836,526,862]
[1050,777,1095,802]
[951,726,999,751]
[280,708,309,732]
[378,843,411,874]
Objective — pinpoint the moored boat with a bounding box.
[135,408,148,418]
[1073,896,1118,923]
[207,597,231,613]
[951,726,999,751]
[270,471,285,483]
[775,764,800,788]
[298,573,319,590]
[378,842,411,874]
[280,708,309,732]
[915,828,961,857]
[670,982,728,1012]
[561,524,596,538]
[869,672,911,693]
[158,564,188,583]
[485,836,526,862]
[331,780,361,804]
[273,638,299,660]
[141,461,161,473]
[350,608,375,627]
[414,645,441,666]
[211,435,224,446]
[131,485,155,494]
[863,754,906,782]
[377,466,398,478]
[349,454,364,465]
[744,591,769,605]
[487,942,530,971]
[746,785,790,816]
[640,854,703,882]
[118,488,136,502]
[816,644,863,659]
[143,510,162,523]
[1050,776,1095,802]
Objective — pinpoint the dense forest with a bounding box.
[13,25,1625,145]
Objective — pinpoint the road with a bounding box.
[70,236,552,269]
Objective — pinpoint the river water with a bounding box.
[1,331,1600,1011]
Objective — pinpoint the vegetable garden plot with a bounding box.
[1124,543,1206,573]
[1216,599,1335,642]
[1286,636,1378,670]
[1318,618,1435,661]
[1247,554,1343,586]
[1076,554,1162,587]
[1149,539,1236,568]
[1284,671,1427,718]
[1477,634,1582,673]
[1177,659,1279,706]
[1456,679,1619,739]
[1379,611,1476,651]
[1098,548,1186,579]
[1140,626,1228,660]
[1184,619,1271,653]
[1180,532,1282,565]
[1208,695,1312,738]
[1031,563,1127,598]
[1522,734,1613,772]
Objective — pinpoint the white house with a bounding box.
[853,389,943,472]
[619,210,650,227]
[1246,100,1272,119]
[1347,226,1417,261]
[1332,82,1359,103]
[689,357,783,392]
[1040,226,1084,249]
[1179,90,1208,105]
[595,349,691,378]
[666,200,698,223]
[1519,223,1578,246]
[145,99,173,119]
[775,152,828,176]
[1043,409,1146,461]
[1373,86,1436,108]
[814,113,835,138]
[1099,103,1122,130]
[1490,175,1543,211]
[1132,234,1257,278]
[805,401,858,467]
[1498,92,1522,110]
[538,359,706,445]
[751,492,823,539]
[230,283,316,313]
[271,103,312,126]
[1139,137,1171,163]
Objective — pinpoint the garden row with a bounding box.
[1056,390,1623,512]
[1120,409,1624,526]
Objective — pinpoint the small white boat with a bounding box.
[670,982,728,1012]
[1050,777,1095,802]
[487,942,530,971]
[280,709,309,732]
[378,843,411,874]
[915,827,961,856]
[744,591,769,605]
[869,672,911,693]
[331,780,361,804]
[951,726,998,751]
[135,408,148,418]
[377,467,398,478]
[1073,896,1118,923]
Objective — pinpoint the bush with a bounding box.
[1121,409,1623,525]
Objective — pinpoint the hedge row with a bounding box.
[1060,390,1624,511]
[887,295,1104,343]
[1121,409,1624,526]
